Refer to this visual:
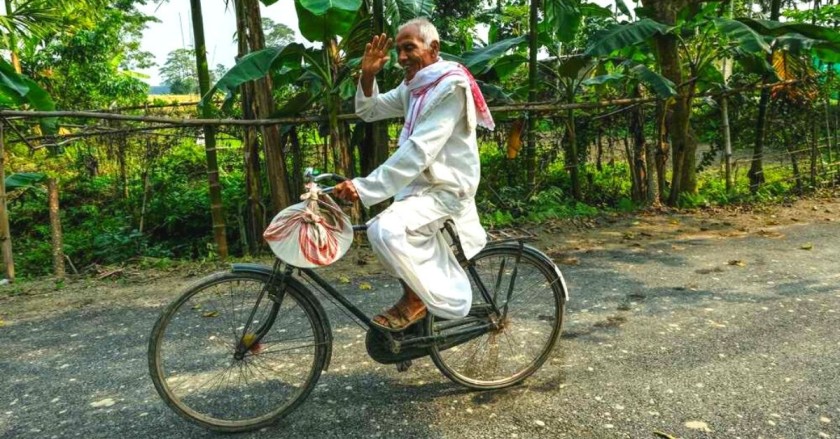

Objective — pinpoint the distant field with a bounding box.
[148,94,199,104]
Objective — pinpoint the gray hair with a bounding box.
[398,17,439,48]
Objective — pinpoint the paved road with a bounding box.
[1,220,839,439]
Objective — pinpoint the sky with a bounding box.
[137,1,302,85]
[137,0,615,86]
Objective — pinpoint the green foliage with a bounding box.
[0,57,57,133]
[28,2,153,109]
[295,0,362,42]
[5,172,45,190]
[263,17,295,48]
[160,48,199,95]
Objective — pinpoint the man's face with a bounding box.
[396,25,439,82]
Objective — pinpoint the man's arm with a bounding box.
[355,80,404,122]
[351,86,466,207]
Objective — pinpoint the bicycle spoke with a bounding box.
[432,248,564,389]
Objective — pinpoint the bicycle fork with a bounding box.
[233,261,292,360]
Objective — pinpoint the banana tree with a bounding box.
[583,54,678,204]
[204,0,525,166]
[582,1,834,205]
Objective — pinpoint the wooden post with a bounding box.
[47,178,65,278]
[721,95,733,192]
[0,122,14,282]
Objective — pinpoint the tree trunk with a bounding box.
[235,3,264,255]
[241,0,292,213]
[526,0,539,186]
[139,139,154,234]
[748,0,782,192]
[5,0,21,74]
[565,108,581,200]
[720,95,733,192]
[781,121,803,194]
[642,0,698,206]
[190,0,229,259]
[811,107,819,188]
[595,126,604,172]
[117,135,129,200]
[655,100,669,203]
[629,96,648,203]
[47,178,65,278]
[0,124,14,282]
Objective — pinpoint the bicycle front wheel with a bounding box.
[429,244,566,389]
[148,271,328,432]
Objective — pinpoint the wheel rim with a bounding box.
[431,249,563,387]
[151,276,323,428]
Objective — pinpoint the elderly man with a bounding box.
[333,17,494,332]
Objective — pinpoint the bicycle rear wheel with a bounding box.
[429,244,566,389]
[148,271,328,432]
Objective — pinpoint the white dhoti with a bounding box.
[352,60,495,320]
[366,195,472,319]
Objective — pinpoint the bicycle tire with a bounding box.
[428,244,566,390]
[148,271,329,432]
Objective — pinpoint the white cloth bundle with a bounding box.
[263,184,353,268]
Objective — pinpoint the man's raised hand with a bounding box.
[361,33,392,78]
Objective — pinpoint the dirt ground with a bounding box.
[2,189,838,325]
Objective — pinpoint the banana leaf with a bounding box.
[296,0,362,42]
[0,57,57,134]
[5,173,45,191]
[714,18,771,54]
[584,19,672,57]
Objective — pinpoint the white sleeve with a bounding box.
[355,79,405,122]
[352,87,466,207]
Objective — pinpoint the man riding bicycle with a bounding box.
[333,18,495,332]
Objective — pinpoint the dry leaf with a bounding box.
[191,304,202,310]
[202,311,219,318]
[653,431,679,439]
[558,257,579,266]
[684,421,712,432]
[728,260,746,267]
[0,319,5,327]
[801,243,814,250]
[359,282,373,291]
[506,119,524,159]
[339,275,351,284]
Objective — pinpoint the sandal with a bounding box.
[371,303,427,332]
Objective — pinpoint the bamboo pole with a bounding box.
[0,123,14,282]
[0,80,801,128]
[47,178,65,278]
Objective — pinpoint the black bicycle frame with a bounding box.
[242,222,527,354]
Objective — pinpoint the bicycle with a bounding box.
[147,172,570,432]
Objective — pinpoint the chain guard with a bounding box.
[365,321,430,365]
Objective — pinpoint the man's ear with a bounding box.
[430,40,440,55]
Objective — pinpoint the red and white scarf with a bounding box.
[400,60,495,143]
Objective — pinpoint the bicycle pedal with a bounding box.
[396,360,412,372]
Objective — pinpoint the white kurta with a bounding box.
[352,75,488,319]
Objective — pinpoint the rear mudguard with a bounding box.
[231,263,334,371]
[482,242,570,302]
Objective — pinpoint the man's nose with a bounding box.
[397,50,407,64]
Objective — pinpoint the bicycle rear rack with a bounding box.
[487,227,537,243]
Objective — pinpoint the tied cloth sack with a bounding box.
[263,184,353,268]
